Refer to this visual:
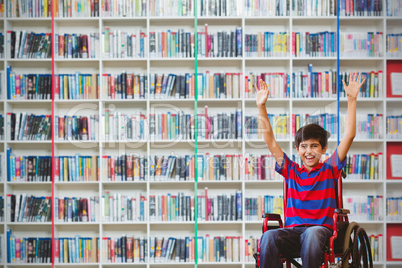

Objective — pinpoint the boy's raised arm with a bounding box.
[337,71,366,162]
[256,79,284,165]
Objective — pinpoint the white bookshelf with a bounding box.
[1,0,402,267]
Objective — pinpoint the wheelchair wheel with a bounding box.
[342,222,373,268]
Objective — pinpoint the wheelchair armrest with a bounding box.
[334,208,350,214]
[263,213,282,220]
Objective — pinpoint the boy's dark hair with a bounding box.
[295,124,331,149]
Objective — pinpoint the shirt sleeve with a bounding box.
[325,148,346,178]
[275,153,292,179]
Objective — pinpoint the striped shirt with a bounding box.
[275,149,346,230]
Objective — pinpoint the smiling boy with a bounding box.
[256,72,365,268]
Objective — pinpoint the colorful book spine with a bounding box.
[244,32,289,57]
[339,0,383,16]
[340,32,383,57]
[150,0,193,16]
[55,236,99,263]
[102,28,147,58]
[339,70,383,98]
[102,191,147,222]
[8,31,52,58]
[102,111,146,141]
[102,72,147,99]
[244,154,282,181]
[149,192,194,222]
[7,113,52,141]
[292,0,337,16]
[56,0,100,17]
[293,113,338,140]
[7,0,52,17]
[292,66,338,98]
[7,71,52,100]
[196,235,242,263]
[198,0,241,16]
[102,236,147,263]
[197,154,241,181]
[7,154,52,182]
[386,0,402,16]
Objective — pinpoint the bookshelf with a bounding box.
[1,0,402,267]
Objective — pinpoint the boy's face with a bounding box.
[296,138,328,170]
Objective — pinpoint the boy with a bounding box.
[256,71,365,268]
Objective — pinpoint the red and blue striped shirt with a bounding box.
[275,149,346,230]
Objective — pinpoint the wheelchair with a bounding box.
[254,171,373,268]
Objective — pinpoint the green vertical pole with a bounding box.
[194,0,199,266]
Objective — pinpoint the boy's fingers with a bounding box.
[255,84,259,91]
[357,72,361,83]
[342,80,347,88]
[359,78,366,88]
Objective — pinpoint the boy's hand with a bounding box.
[256,79,269,107]
[342,71,366,100]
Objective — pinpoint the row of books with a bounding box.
[343,195,384,221]
[339,71,383,98]
[103,28,147,58]
[292,113,338,140]
[7,0,51,17]
[386,0,402,16]
[102,236,147,263]
[103,111,147,141]
[149,112,193,140]
[197,189,243,221]
[55,155,99,182]
[197,27,243,58]
[103,72,147,99]
[339,114,384,140]
[292,31,337,58]
[150,235,242,263]
[55,73,99,100]
[103,192,147,222]
[102,0,147,17]
[149,30,193,58]
[55,115,99,141]
[7,71,52,100]
[56,0,100,17]
[7,230,52,263]
[7,113,52,141]
[245,196,283,221]
[0,33,4,58]
[339,0,383,16]
[197,108,243,140]
[245,114,289,140]
[244,154,282,181]
[245,72,288,98]
[150,155,193,181]
[8,194,52,222]
[102,154,147,181]
[386,196,402,221]
[244,32,289,58]
[8,31,52,59]
[7,154,52,182]
[292,67,337,98]
[386,33,402,57]
[197,0,242,16]
[292,0,336,16]
[343,153,383,180]
[245,0,289,16]
[340,32,383,57]
[55,33,100,59]
[55,236,98,263]
[197,154,241,181]
[56,196,99,222]
[149,193,193,222]
[386,115,402,139]
[369,234,384,262]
